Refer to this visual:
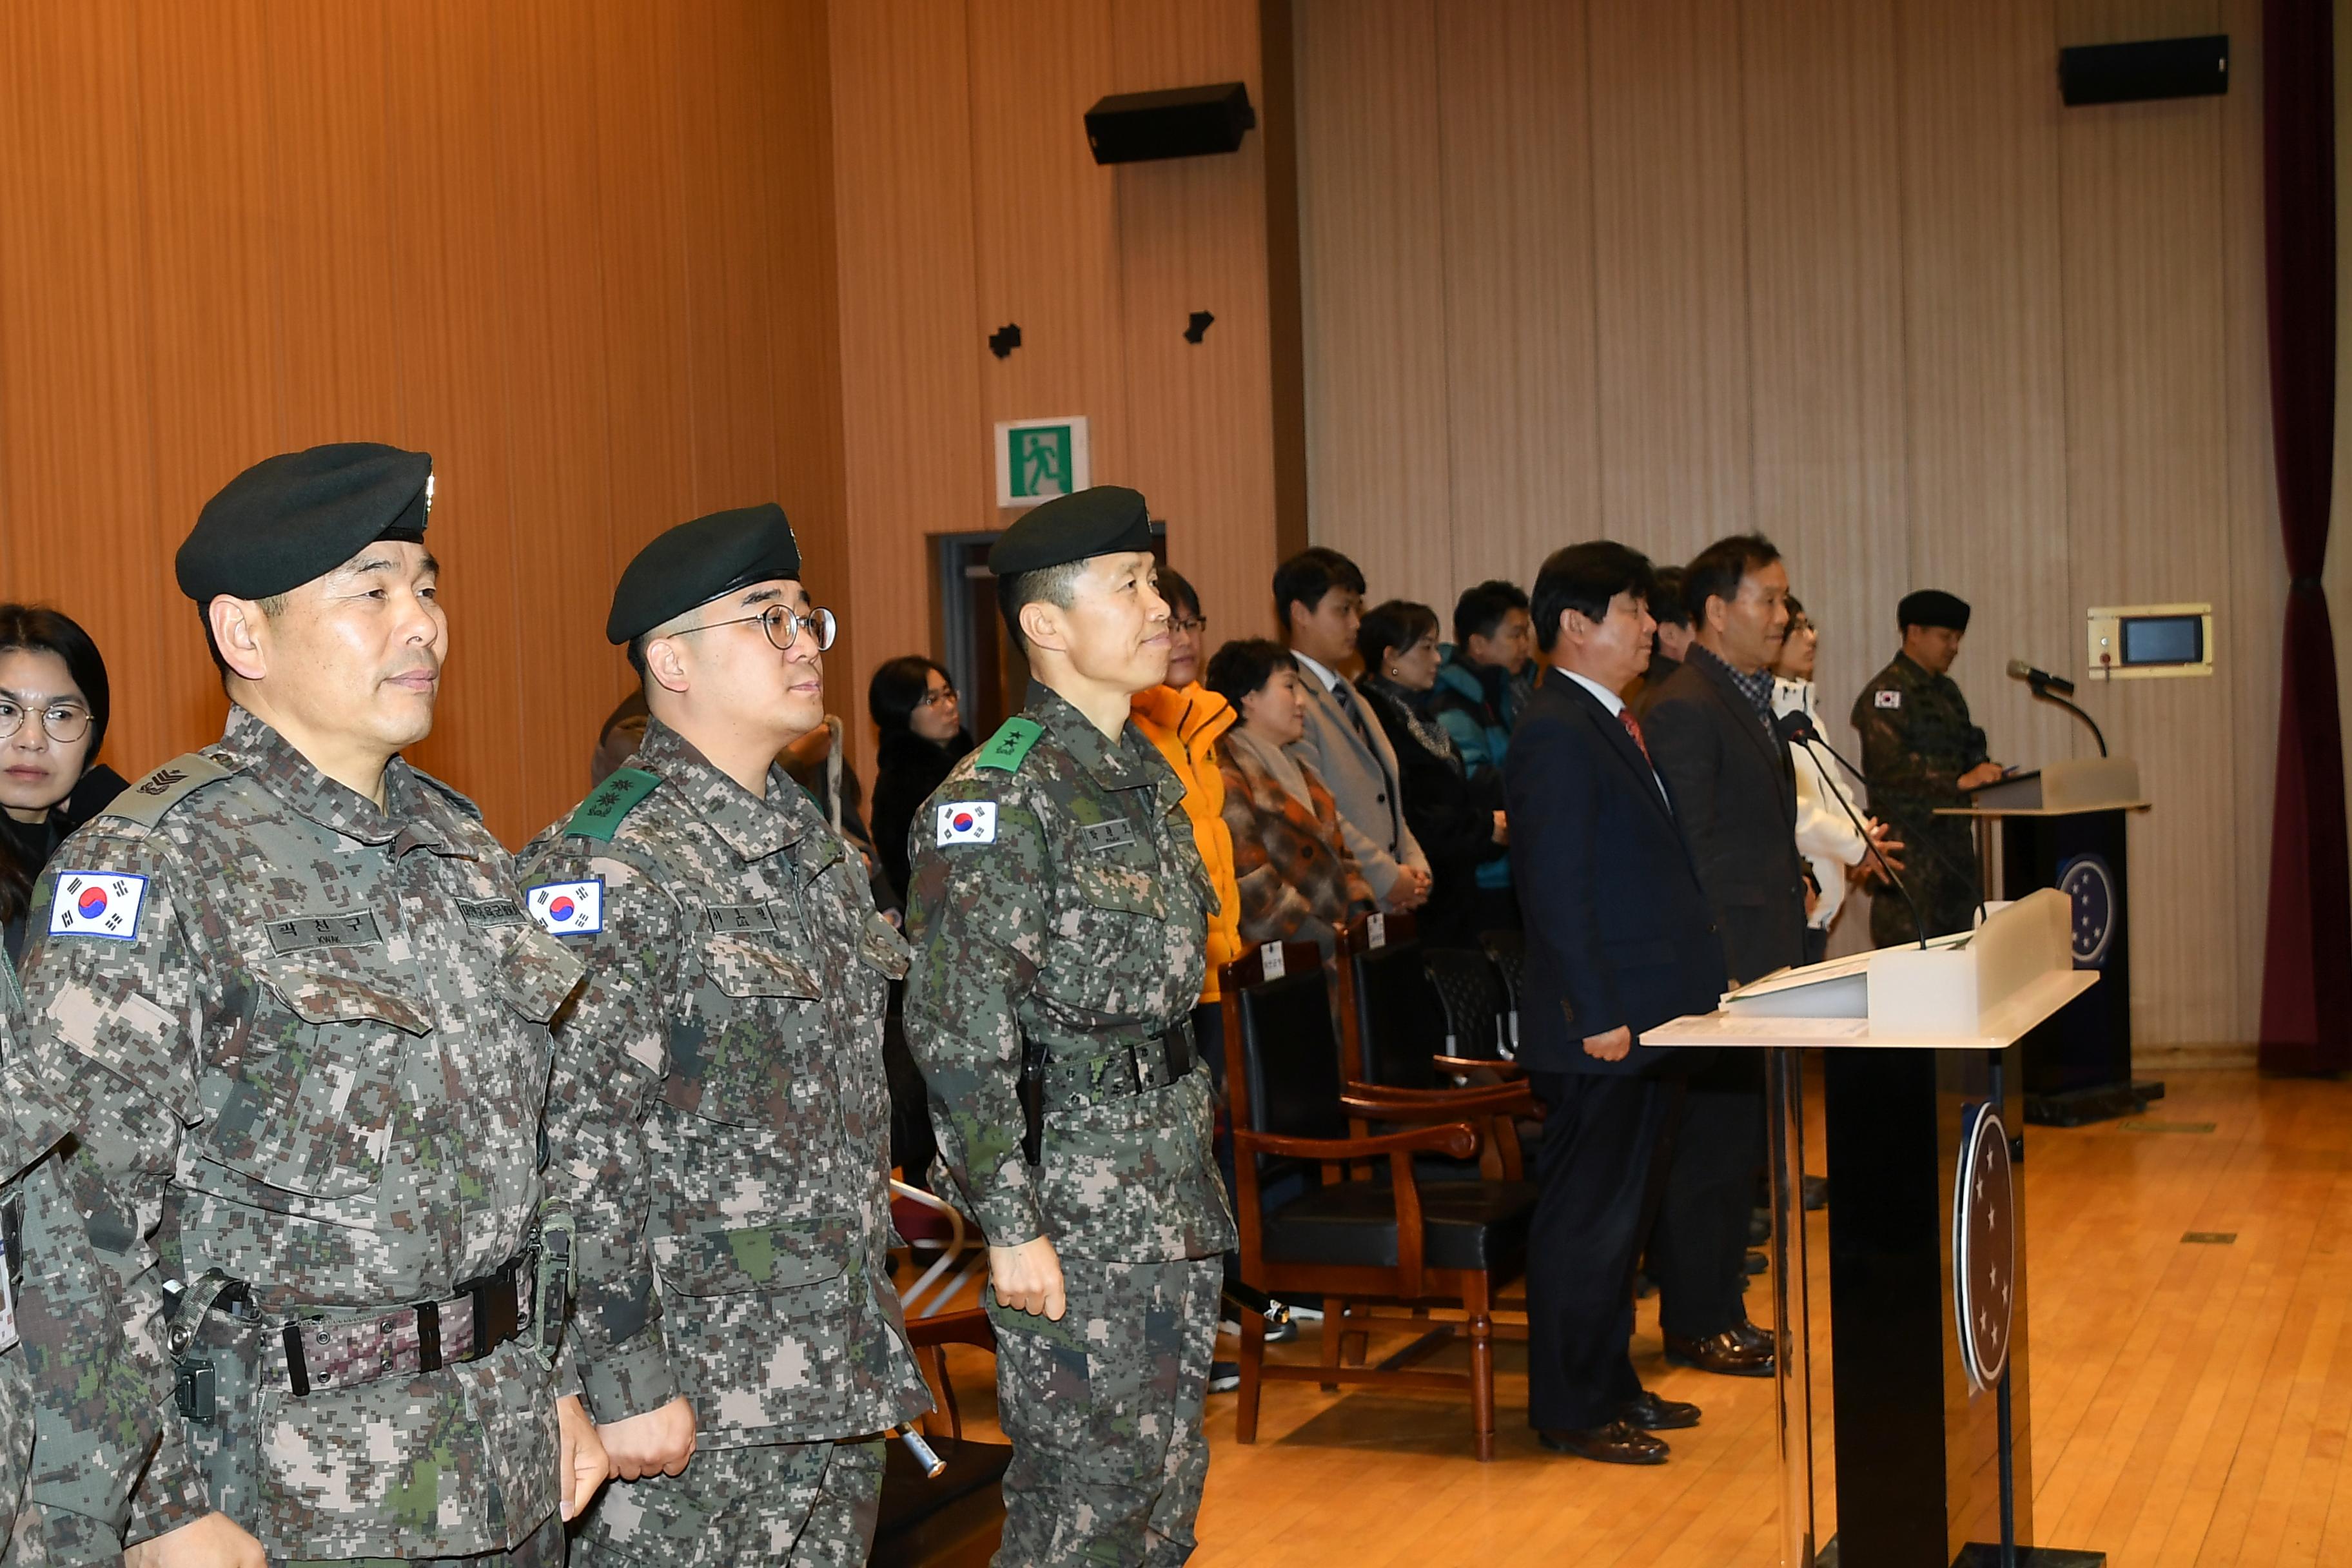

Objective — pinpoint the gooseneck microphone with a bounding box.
[1774,710,1926,949]
[2006,658,2108,757]
[1776,710,1989,936]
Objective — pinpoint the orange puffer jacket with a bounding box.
[1130,681,1243,1002]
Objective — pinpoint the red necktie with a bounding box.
[1618,707,1652,765]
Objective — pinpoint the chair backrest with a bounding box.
[1338,912,1448,1088]
[1421,947,1507,1060]
[1478,928,1525,1054]
[1220,940,1346,1190]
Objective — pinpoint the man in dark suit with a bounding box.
[1640,533,1808,1378]
[1507,542,1727,1466]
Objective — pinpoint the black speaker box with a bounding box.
[1084,83,1255,165]
[2059,34,2228,106]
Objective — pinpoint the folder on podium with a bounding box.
[1648,890,2106,1568]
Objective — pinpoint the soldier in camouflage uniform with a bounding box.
[1853,589,2006,944]
[17,445,611,1568]
[522,505,928,1565]
[904,486,1237,1568]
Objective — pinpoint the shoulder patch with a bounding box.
[974,718,1044,774]
[936,801,998,846]
[525,879,605,936]
[48,870,150,941]
[1875,689,1903,709]
[566,768,662,842]
[97,754,233,829]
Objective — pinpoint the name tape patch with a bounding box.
[48,871,149,942]
[706,902,776,935]
[1075,818,1139,855]
[1875,689,1903,709]
[266,913,386,954]
[937,801,997,846]
[458,897,526,930]
[526,879,605,936]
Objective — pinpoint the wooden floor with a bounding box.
[920,1069,2352,1567]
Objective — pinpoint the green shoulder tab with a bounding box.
[567,767,662,842]
[98,754,235,829]
[974,717,1045,774]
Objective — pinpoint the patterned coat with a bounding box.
[17,708,581,1561]
[1216,730,1375,957]
[1852,651,1991,941]
[520,718,928,1448]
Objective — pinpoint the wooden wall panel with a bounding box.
[1293,0,2289,1048]
[0,0,841,846]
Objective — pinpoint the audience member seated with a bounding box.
[0,605,125,965]
[1431,580,1533,931]
[1273,547,1431,914]
[868,655,973,905]
[1129,569,1243,1077]
[1355,600,1507,949]
[1207,638,1375,957]
[1771,594,1901,965]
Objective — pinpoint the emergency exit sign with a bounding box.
[995,416,1090,508]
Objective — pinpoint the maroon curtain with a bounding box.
[2259,0,2350,1073]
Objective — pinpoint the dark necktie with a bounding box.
[1335,681,1377,750]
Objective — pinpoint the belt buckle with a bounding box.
[461,1259,523,1361]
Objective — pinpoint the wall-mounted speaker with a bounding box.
[1084,83,1255,165]
[2059,35,2228,106]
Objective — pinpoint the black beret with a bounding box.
[988,485,1153,578]
[1898,589,1971,633]
[177,443,433,603]
[607,503,803,645]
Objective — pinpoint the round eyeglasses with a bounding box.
[690,604,838,652]
[914,684,959,709]
[0,697,93,745]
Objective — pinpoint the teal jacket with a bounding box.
[1429,648,1523,890]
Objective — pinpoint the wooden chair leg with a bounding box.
[1469,1279,1496,1462]
[1237,1308,1266,1444]
[1342,1302,1369,1369]
[1320,1298,1346,1392]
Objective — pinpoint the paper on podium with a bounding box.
[1645,888,2097,1050]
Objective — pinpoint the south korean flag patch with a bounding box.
[525,879,604,937]
[49,870,149,941]
[1875,689,1903,709]
[937,801,997,847]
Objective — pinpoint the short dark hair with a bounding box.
[1683,534,1783,624]
[995,560,1089,654]
[1271,547,1365,634]
[1531,543,1656,653]
[868,654,952,736]
[1157,566,1200,622]
[1357,600,1440,671]
[1204,638,1298,710]
[1453,580,1529,646]
[1649,567,1691,629]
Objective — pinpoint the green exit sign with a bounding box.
[995,416,1091,508]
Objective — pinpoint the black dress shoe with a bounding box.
[1748,1210,1772,1246]
[1746,1249,1770,1275]
[1620,1390,1701,1431]
[1727,1317,1774,1357]
[1803,1174,1830,1211]
[1539,1420,1670,1465]
[1663,1329,1776,1378]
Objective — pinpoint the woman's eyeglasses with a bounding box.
[0,698,92,744]
[915,685,959,710]
[689,604,839,652]
[1170,616,1208,636]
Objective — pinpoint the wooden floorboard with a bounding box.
[912,1068,2352,1566]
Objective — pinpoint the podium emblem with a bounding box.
[1953,1104,2015,1391]
[2057,852,2117,967]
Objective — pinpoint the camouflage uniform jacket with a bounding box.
[16,707,584,1561]
[903,682,1236,1264]
[520,718,928,1447]
[1850,652,1991,817]
[1,959,152,1567]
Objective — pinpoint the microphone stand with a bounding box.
[1778,714,1926,950]
[2025,676,2108,757]
[1793,722,1991,935]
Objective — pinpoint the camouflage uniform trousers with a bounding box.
[571,1437,885,1568]
[279,1509,564,1568]
[986,1257,1219,1568]
[1868,809,1981,945]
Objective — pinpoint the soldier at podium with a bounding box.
[1852,589,2007,943]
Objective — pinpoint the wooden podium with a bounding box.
[1943,757,2155,1126]
[1650,891,2105,1568]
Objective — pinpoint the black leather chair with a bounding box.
[1422,946,1509,1063]
[1220,939,1536,1462]
[872,1308,1009,1568]
[1477,928,1526,1057]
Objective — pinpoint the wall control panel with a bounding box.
[2086,603,2212,680]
